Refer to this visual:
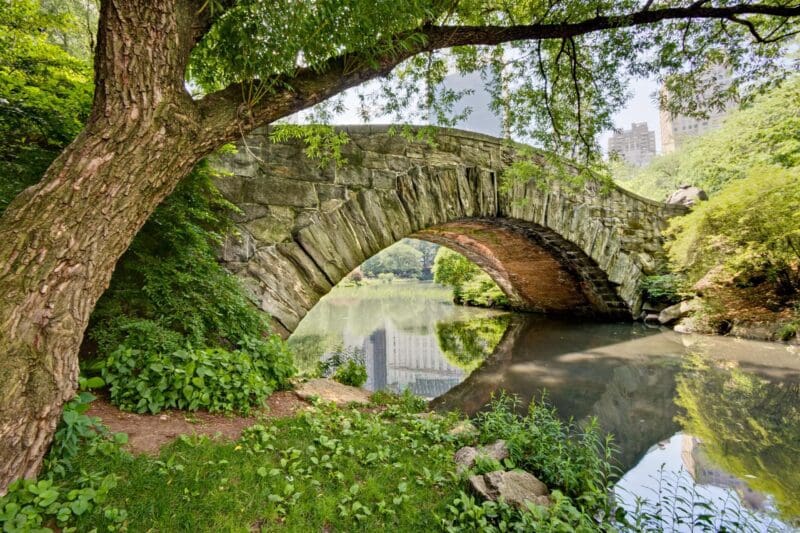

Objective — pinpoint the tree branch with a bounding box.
[197,1,800,144]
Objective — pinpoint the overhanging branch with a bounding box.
[197,1,800,144]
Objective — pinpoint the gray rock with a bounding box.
[454,440,509,473]
[658,300,698,325]
[469,470,551,509]
[667,185,708,207]
[644,313,661,325]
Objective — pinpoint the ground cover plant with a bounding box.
[99,336,294,415]
[1,388,783,531]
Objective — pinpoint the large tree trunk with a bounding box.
[0,0,211,491]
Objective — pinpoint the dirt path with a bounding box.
[87,391,310,454]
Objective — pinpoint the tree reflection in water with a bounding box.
[674,354,800,522]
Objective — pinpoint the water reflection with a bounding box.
[288,281,800,527]
[288,282,506,397]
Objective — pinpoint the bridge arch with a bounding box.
[214,126,684,335]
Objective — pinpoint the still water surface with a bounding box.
[289,281,800,530]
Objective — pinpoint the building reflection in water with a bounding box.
[360,322,464,398]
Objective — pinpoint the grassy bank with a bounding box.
[2,390,778,532]
[2,392,620,532]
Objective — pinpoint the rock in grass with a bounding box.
[454,440,509,473]
[469,470,551,509]
[294,378,371,406]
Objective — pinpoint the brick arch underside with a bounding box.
[225,213,629,338]
[415,219,628,318]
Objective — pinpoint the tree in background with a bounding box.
[616,75,800,200]
[0,0,93,212]
[433,247,508,308]
[405,239,440,280]
[1,0,799,490]
[362,242,423,279]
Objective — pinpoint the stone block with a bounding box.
[243,206,296,244]
[334,165,371,187]
[247,175,318,207]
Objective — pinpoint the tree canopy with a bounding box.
[190,0,800,167]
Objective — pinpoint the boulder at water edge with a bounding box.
[469,470,551,509]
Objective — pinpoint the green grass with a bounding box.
[70,399,465,531]
[3,391,775,532]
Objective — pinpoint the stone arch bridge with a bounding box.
[215,126,685,336]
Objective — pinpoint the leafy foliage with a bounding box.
[474,394,616,507]
[88,161,271,356]
[0,473,126,533]
[0,378,129,533]
[268,124,350,167]
[317,346,368,388]
[640,274,687,306]
[666,165,800,294]
[100,336,294,415]
[44,376,128,478]
[0,0,93,213]
[434,247,509,308]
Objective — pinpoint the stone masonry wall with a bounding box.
[215,125,685,334]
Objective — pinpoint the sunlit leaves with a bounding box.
[189,0,438,95]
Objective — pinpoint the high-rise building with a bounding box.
[607,122,656,167]
[660,66,734,153]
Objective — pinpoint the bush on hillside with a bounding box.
[666,165,800,296]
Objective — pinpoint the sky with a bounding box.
[298,72,663,156]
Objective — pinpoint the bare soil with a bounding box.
[87,391,310,454]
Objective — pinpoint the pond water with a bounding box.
[288,281,800,530]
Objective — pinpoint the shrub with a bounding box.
[101,336,294,414]
[434,248,508,308]
[474,394,615,507]
[666,166,800,295]
[87,162,272,358]
[317,346,368,387]
[333,360,368,388]
[641,273,686,305]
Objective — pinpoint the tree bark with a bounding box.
[0,0,210,491]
